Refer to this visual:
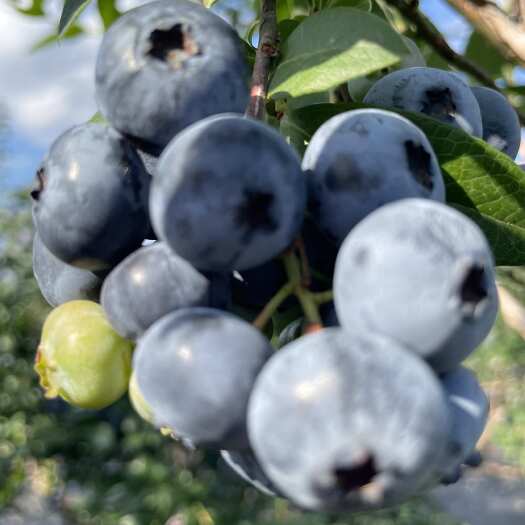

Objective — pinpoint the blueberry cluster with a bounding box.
[31,0,515,514]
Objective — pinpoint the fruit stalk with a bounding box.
[253,281,295,330]
[311,290,334,304]
[282,252,322,325]
[245,0,279,120]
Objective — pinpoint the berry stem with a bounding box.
[295,287,322,325]
[254,250,325,332]
[283,252,322,325]
[245,0,279,120]
[282,249,302,286]
[253,281,295,330]
[311,290,334,304]
[294,236,312,287]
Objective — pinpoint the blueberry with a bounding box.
[439,366,489,480]
[129,370,155,425]
[36,301,133,410]
[33,232,103,306]
[221,450,278,496]
[31,123,150,271]
[464,450,483,468]
[321,303,339,327]
[248,328,451,511]
[150,114,306,271]
[133,307,273,449]
[439,467,462,486]
[363,67,483,136]
[125,135,162,177]
[95,0,249,150]
[302,217,338,289]
[204,271,233,311]
[334,199,499,373]
[303,109,445,244]
[471,86,521,159]
[101,242,210,340]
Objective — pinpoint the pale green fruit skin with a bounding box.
[129,371,155,424]
[36,300,133,409]
[129,371,178,438]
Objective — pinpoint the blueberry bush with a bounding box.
[2,0,525,523]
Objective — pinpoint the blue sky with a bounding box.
[0,0,498,195]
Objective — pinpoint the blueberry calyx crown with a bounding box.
[30,166,46,201]
[147,24,200,68]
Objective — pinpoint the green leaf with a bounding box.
[277,19,301,44]
[277,0,294,21]
[328,0,371,10]
[203,0,218,7]
[268,7,410,100]
[451,205,525,267]
[9,0,44,16]
[371,0,397,24]
[413,16,452,71]
[284,103,525,266]
[270,305,303,347]
[245,19,260,46]
[505,85,525,115]
[418,42,451,71]
[465,31,506,79]
[411,115,525,266]
[241,39,256,68]
[58,0,92,36]
[506,85,525,96]
[292,0,310,16]
[31,24,84,52]
[97,0,120,29]
[280,113,310,153]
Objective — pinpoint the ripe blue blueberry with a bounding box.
[302,217,338,290]
[321,303,339,327]
[95,0,249,150]
[150,114,306,271]
[133,308,273,449]
[439,366,489,480]
[471,86,521,159]
[248,328,451,511]
[363,67,483,136]
[32,233,103,307]
[31,123,150,271]
[334,199,499,373]
[303,109,445,244]
[204,271,233,311]
[101,242,210,340]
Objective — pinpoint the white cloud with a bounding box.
[0,3,101,148]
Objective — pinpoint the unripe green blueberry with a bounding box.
[129,371,155,424]
[35,300,133,409]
